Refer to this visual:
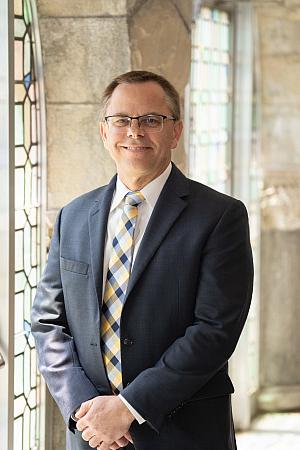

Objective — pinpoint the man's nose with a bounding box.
[127,118,144,138]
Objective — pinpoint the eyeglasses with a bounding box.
[104,114,176,133]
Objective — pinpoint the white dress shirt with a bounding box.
[102,163,172,424]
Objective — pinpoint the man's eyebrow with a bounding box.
[108,112,165,117]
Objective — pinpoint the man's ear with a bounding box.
[99,121,108,145]
[171,120,183,149]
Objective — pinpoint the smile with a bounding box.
[121,146,150,152]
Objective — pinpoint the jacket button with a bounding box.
[123,338,133,346]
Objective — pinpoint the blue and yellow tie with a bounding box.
[100,191,145,393]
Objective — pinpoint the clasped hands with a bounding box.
[75,395,135,449]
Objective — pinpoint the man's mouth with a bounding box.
[121,145,150,152]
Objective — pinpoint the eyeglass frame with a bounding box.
[104,114,177,132]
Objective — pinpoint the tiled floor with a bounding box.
[236,412,300,450]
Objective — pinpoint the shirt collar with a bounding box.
[110,163,172,212]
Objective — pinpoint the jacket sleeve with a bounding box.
[30,209,99,428]
[120,200,254,432]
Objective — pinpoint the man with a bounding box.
[31,70,253,450]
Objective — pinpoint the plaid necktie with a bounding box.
[100,190,145,393]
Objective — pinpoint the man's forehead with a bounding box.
[108,81,168,108]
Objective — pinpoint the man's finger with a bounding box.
[124,431,133,443]
[76,400,91,419]
[98,442,111,450]
[115,436,129,446]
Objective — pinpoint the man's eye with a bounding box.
[142,116,161,127]
[113,118,129,127]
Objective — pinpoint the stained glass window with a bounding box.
[14,0,41,448]
[189,7,232,193]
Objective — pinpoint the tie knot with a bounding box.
[125,191,145,207]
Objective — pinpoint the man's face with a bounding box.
[99,82,183,181]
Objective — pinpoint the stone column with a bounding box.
[253,0,300,412]
[35,1,192,448]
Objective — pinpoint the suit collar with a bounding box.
[88,163,190,307]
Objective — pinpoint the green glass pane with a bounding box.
[15,167,25,209]
[14,416,23,450]
[15,292,24,334]
[15,104,24,146]
[23,406,30,450]
[24,0,32,25]
[15,83,26,102]
[15,208,27,229]
[15,146,28,167]
[14,355,24,397]
[15,229,24,271]
[24,344,31,397]
[30,351,37,388]
[15,17,26,38]
[14,40,23,81]
[15,271,27,293]
[24,33,31,78]
[24,96,31,151]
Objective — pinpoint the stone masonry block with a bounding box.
[261,55,300,105]
[129,0,191,94]
[39,17,130,104]
[261,110,300,171]
[36,0,127,17]
[47,104,116,210]
[258,13,300,55]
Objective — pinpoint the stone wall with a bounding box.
[36,1,192,448]
[253,0,300,411]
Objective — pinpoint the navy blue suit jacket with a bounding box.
[31,164,253,450]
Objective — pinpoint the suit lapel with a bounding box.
[125,164,189,301]
[88,175,116,307]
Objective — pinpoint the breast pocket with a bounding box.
[60,256,89,276]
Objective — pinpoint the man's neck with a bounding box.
[118,163,170,191]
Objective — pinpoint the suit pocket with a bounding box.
[60,256,89,275]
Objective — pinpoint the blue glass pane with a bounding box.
[24,73,31,90]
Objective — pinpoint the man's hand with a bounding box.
[75,395,135,449]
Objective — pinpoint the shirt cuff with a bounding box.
[119,394,146,424]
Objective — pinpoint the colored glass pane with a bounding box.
[24,33,31,84]
[15,83,26,102]
[24,0,32,25]
[14,0,40,447]
[15,40,23,81]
